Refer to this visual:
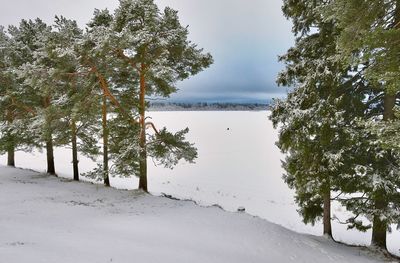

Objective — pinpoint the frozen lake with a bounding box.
[1,111,399,255]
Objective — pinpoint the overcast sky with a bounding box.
[0,0,294,103]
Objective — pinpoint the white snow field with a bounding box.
[0,166,392,263]
[1,111,399,256]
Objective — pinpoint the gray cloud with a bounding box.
[0,0,294,103]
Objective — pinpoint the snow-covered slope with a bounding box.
[0,166,392,263]
[1,111,399,255]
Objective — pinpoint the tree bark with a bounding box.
[371,192,387,249]
[370,93,395,249]
[371,1,400,246]
[7,145,15,167]
[6,110,15,167]
[382,93,396,121]
[138,64,148,192]
[43,96,56,176]
[46,135,56,175]
[102,95,110,187]
[71,119,79,181]
[323,191,333,238]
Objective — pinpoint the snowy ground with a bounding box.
[1,111,399,256]
[0,166,393,263]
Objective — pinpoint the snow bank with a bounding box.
[0,166,392,263]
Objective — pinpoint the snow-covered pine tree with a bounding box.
[111,0,213,191]
[78,8,151,186]
[49,16,101,181]
[10,19,64,175]
[6,19,59,173]
[85,9,114,186]
[324,0,400,250]
[80,8,139,186]
[0,26,16,166]
[0,26,19,166]
[271,0,367,238]
[1,26,42,167]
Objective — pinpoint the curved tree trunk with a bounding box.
[323,191,333,239]
[46,135,56,175]
[71,119,79,181]
[102,95,110,187]
[138,65,148,192]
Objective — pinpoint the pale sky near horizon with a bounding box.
[0,0,294,103]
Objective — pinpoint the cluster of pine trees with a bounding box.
[272,0,400,252]
[0,0,213,191]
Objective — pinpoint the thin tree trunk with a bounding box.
[102,95,110,187]
[323,191,333,238]
[43,96,56,176]
[6,110,15,167]
[138,64,148,192]
[71,119,79,181]
[7,145,15,167]
[46,135,56,175]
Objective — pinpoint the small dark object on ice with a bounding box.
[227,128,230,130]
[237,206,245,212]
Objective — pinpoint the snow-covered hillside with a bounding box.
[0,166,393,263]
[1,111,399,255]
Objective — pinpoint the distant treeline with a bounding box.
[149,102,270,111]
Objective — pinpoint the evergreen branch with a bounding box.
[115,48,139,71]
[145,121,160,136]
[9,95,36,115]
[85,59,161,137]
[331,191,343,200]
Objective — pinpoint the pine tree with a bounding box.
[112,0,213,191]
[325,0,400,250]
[10,19,63,175]
[49,16,101,181]
[76,8,146,186]
[5,20,56,172]
[79,8,135,186]
[0,26,18,166]
[272,0,367,238]
[0,26,15,166]
[1,26,40,167]
[86,9,114,186]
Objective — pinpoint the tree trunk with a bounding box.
[46,135,56,175]
[102,95,110,187]
[6,110,15,167]
[382,93,396,121]
[371,1,400,250]
[370,92,395,249]
[323,191,333,238]
[43,96,56,176]
[371,192,387,249]
[71,119,79,181]
[138,65,148,192]
[7,145,15,167]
